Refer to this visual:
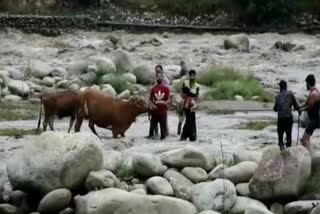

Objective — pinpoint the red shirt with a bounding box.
[150,83,170,114]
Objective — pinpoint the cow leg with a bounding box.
[112,130,118,139]
[49,115,54,131]
[75,112,84,132]
[120,133,125,138]
[89,120,99,136]
[68,115,76,133]
[43,111,50,131]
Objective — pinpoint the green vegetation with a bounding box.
[197,66,272,102]
[115,161,133,181]
[239,120,276,130]
[0,102,39,121]
[0,128,42,137]
[303,173,320,194]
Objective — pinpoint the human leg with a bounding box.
[277,118,285,151]
[189,111,197,142]
[159,113,167,140]
[285,117,293,148]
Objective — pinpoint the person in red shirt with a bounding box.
[147,72,170,140]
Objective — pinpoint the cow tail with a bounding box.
[37,96,43,131]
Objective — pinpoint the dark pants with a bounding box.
[180,109,197,141]
[277,117,293,149]
[149,112,167,140]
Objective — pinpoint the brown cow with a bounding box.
[37,90,81,133]
[75,88,151,138]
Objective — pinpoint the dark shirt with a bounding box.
[274,90,299,118]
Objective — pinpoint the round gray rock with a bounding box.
[191,179,237,212]
[75,188,197,214]
[0,204,22,214]
[198,211,221,214]
[132,64,154,85]
[59,208,74,214]
[249,146,311,200]
[163,169,194,201]
[85,170,120,191]
[6,131,103,195]
[132,154,167,177]
[146,176,173,196]
[270,202,284,214]
[181,167,208,183]
[236,183,250,197]
[38,189,72,214]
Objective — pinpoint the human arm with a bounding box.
[273,96,278,112]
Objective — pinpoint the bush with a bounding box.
[198,66,272,102]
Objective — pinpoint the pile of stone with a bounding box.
[0,130,318,214]
[0,48,156,102]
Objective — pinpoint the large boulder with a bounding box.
[132,64,154,85]
[5,67,24,80]
[236,183,250,197]
[90,57,116,75]
[38,189,72,214]
[249,146,311,200]
[6,131,103,195]
[160,146,214,170]
[229,196,268,214]
[51,67,67,78]
[121,73,137,84]
[224,34,250,52]
[8,80,30,97]
[233,151,262,164]
[245,206,274,214]
[132,154,167,177]
[98,73,116,85]
[101,84,117,97]
[311,204,320,214]
[180,167,208,183]
[191,179,237,212]
[42,77,55,87]
[163,169,194,201]
[85,170,120,191]
[103,150,122,172]
[4,95,22,102]
[75,188,197,214]
[198,211,221,214]
[217,161,258,184]
[31,61,53,78]
[67,60,89,75]
[208,164,228,180]
[117,90,130,100]
[8,190,32,213]
[0,204,22,214]
[146,176,174,196]
[81,72,97,85]
[110,49,133,74]
[285,201,320,214]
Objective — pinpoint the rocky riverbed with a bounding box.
[1,29,320,213]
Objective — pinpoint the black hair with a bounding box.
[189,69,196,75]
[155,64,163,71]
[306,74,316,87]
[279,80,287,91]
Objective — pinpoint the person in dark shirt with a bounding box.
[180,70,199,142]
[299,74,320,151]
[273,80,300,151]
[147,72,170,140]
